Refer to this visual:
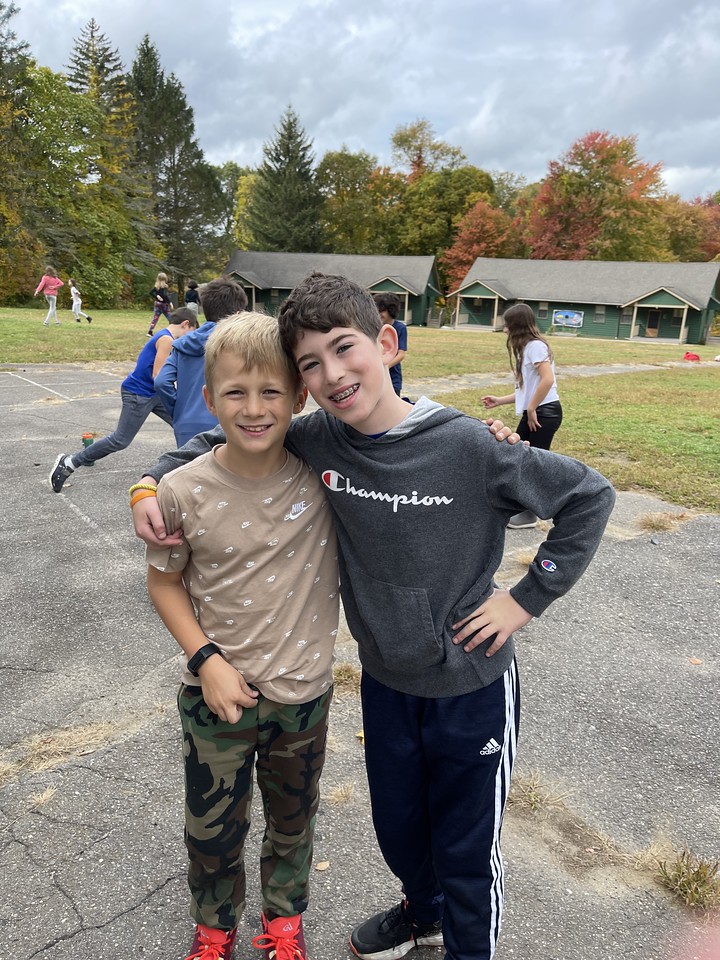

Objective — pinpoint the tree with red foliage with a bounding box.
[441,198,516,289]
[521,131,667,261]
[690,194,720,260]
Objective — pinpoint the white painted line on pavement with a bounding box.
[5,371,73,400]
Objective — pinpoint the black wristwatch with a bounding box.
[187,643,222,676]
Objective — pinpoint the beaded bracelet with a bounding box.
[130,489,158,508]
[129,482,158,495]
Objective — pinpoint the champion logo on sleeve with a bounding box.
[541,559,557,572]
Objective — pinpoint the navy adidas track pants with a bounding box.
[361,661,520,960]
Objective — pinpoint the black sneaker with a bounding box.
[350,900,443,960]
[87,316,92,323]
[50,455,74,493]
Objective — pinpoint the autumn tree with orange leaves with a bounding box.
[441,199,518,289]
[520,131,668,261]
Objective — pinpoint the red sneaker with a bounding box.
[252,913,307,959]
[185,924,237,960]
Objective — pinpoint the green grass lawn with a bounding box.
[441,367,720,512]
[0,307,155,364]
[1,307,716,370]
[2,308,718,511]
[401,326,718,378]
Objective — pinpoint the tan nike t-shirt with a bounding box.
[147,448,339,704]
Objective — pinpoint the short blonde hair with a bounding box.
[204,311,298,394]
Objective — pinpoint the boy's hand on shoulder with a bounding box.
[483,418,523,444]
[452,589,532,657]
[199,655,259,724]
[132,489,184,548]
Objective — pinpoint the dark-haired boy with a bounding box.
[374,292,407,395]
[155,277,248,446]
[132,273,615,960]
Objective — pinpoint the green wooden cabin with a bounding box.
[223,252,441,325]
[451,259,720,344]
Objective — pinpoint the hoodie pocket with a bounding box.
[348,567,444,671]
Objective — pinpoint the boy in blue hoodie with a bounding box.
[49,308,199,493]
[132,274,615,960]
[154,278,248,445]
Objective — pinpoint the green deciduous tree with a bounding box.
[317,146,380,253]
[0,0,39,299]
[245,106,323,251]
[395,165,495,262]
[391,118,465,180]
[233,171,259,250]
[490,170,528,217]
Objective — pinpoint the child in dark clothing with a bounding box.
[131,274,615,960]
[374,292,407,395]
[184,278,200,316]
[148,272,172,336]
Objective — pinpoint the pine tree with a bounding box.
[246,106,323,251]
[128,36,165,192]
[64,20,158,305]
[129,37,225,284]
[65,18,125,104]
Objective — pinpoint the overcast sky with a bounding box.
[12,0,720,200]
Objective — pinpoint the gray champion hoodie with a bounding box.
[150,397,616,699]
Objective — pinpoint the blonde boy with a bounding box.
[135,276,614,960]
[146,312,338,960]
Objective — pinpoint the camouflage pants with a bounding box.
[177,684,332,930]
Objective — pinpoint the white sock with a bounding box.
[66,457,77,470]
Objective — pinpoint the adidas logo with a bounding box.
[479,738,501,756]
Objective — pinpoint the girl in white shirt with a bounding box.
[69,279,92,323]
[482,303,563,528]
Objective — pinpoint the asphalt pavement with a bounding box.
[1,361,718,960]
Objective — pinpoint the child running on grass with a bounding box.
[69,278,93,324]
[144,311,339,960]
[148,272,173,336]
[132,274,615,960]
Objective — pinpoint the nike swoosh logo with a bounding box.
[287,502,313,521]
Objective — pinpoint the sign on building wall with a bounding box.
[552,309,584,328]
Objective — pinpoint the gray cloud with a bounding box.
[13,0,720,198]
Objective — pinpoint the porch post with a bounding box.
[631,304,639,337]
[454,295,461,328]
[678,306,688,344]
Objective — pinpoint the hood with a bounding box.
[343,396,467,445]
[170,322,216,357]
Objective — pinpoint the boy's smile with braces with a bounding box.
[330,384,359,402]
